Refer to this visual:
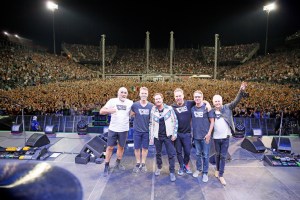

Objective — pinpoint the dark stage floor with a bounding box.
[0,131,300,200]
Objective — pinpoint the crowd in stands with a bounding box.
[223,50,300,85]
[62,43,117,64]
[201,43,259,64]
[0,47,98,90]
[0,78,299,124]
[0,39,299,126]
[1,43,298,91]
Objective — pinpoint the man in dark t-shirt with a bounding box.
[131,87,153,173]
[172,88,195,175]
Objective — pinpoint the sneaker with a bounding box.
[219,177,226,186]
[170,173,176,182]
[177,168,184,176]
[133,165,140,173]
[155,168,161,176]
[214,171,219,178]
[140,165,147,173]
[115,163,125,171]
[184,164,192,174]
[103,166,109,177]
[202,173,208,182]
[193,170,201,178]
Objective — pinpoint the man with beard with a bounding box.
[149,93,178,182]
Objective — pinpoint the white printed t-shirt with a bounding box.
[103,98,133,132]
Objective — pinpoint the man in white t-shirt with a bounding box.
[100,87,133,176]
[212,82,247,186]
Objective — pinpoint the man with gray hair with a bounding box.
[100,87,133,176]
[212,82,247,186]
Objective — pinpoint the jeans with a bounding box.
[194,138,211,174]
[154,136,176,173]
[214,137,229,177]
[174,133,192,167]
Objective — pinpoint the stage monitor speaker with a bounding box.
[271,137,292,153]
[241,137,266,153]
[26,133,50,147]
[80,135,107,158]
[11,124,23,134]
[45,125,57,134]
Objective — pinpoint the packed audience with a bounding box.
[0,47,98,90]
[0,39,299,126]
[0,78,299,121]
[222,50,300,85]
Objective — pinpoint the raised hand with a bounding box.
[240,81,247,90]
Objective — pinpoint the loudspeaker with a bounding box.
[271,137,292,152]
[80,135,107,158]
[45,125,57,134]
[11,124,23,134]
[26,133,50,147]
[241,137,266,153]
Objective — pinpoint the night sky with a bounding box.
[1,0,299,54]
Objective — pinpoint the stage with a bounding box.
[0,131,300,200]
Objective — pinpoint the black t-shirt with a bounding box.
[172,100,195,133]
[158,109,166,138]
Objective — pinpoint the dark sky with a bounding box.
[1,0,299,53]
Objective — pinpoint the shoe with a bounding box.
[115,163,125,171]
[103,166,109,177]
[140,165,147,173]
[214,171,219,178]
[177,168,184,176]
[219,177,226,186]
[202,173,208,182]
[170,173,176,182]
[133,166,140,173]
[193,170,201,178]
[184,164,192,174]
[155,168,161,176]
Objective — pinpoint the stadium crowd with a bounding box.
[0,39,299,126]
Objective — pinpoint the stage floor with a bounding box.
[0,131,300,200]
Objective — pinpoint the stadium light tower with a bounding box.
[47,1,58,54]
[263,2,276,55]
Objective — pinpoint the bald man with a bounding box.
[100,87,133,176]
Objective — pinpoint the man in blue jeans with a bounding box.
[149,93,178,182]
[212,82,247,186]
[191,90,214,182]
[172,88,195,175]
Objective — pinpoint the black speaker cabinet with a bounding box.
[11,124,23,134]
[45,125,57,134]
[271,137,292,153]
[26,133,50,147]
[80,135,107,158]
[241,137,266,153]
